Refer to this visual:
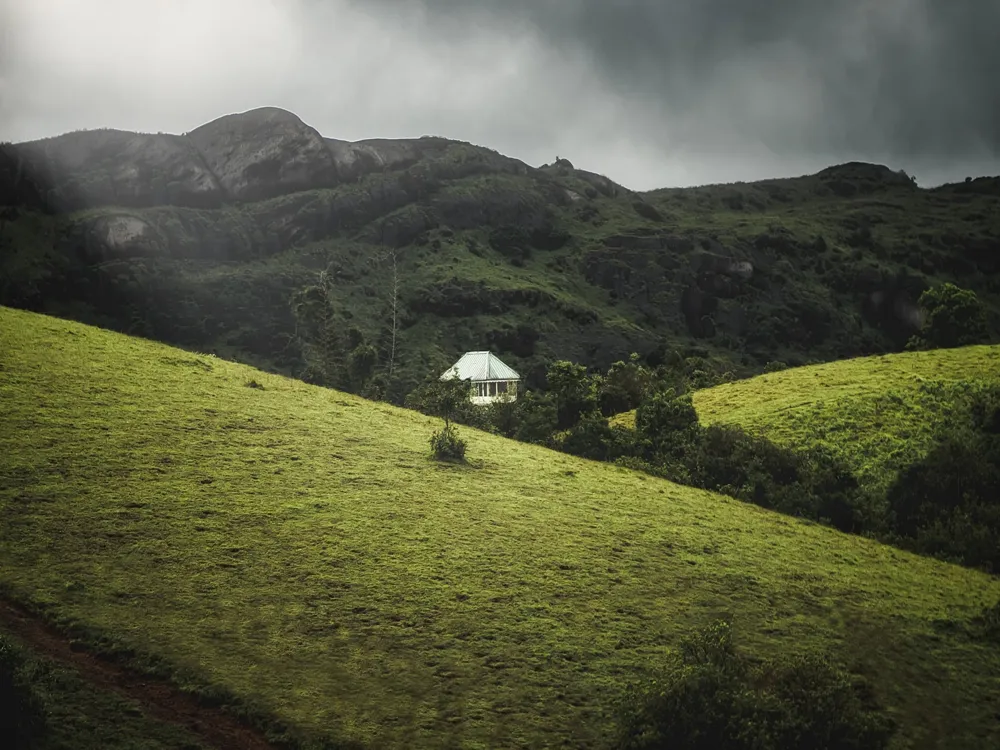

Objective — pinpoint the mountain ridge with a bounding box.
[1,107,998,399]
[5,106,965,213]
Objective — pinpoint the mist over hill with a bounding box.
[2,107,998,398]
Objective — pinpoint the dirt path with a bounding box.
[0,598,277,750]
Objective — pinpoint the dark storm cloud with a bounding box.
[355,0,1000,158]
[2,0,997,189]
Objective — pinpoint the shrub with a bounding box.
[886,385,1000,570]
[430,424,466,462]
[599,353,653,416]
[0,636,47,748]
[512,390,559,446]
[635,391,700,457]
[616,621,895,750]
[547,360,599,430]
[484,391,522,438]
[561,411,615,461]
[906,283,990,350]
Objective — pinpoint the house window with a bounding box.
[489,382,497,396]
[497,381,508,394]
[477,382,486,397]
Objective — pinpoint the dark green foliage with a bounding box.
[546,360,598,430]
[430,423,467,462]
[0,636,47,749]
[885,386,1000,570]
[561,411,616,461]
[292,273,381,395]
[483,392,522,438]
[405,373,477,429]
[633,393,864,532]
[907,283,990,350]
[635,391,700,455]
[598,354,653,416]
[616,621,895,750]
[691,427,862,532]
[511,390,559,445]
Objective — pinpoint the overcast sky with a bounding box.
[2,0,998,190]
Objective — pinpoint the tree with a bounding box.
[290,275,342,386]
[547,360,598,430]
[513,390,559,445]
[906,283,990,350]
[291,271,381,395]
[414,370,472,428]
[599,353,653,416]
[616,621,895,750]
[635,390,700,457]
[885,386,1000,570]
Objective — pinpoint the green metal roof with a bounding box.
[440,351,520,382]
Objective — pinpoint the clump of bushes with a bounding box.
[0,635,48,748]
[629,392,864,532]
[430,424,467,462]
[885,384,1000,571]
[616,621,895,750]
[906,282,990,351]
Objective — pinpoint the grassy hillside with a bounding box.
[693,346,999,496]
[4,120,1000,402]
[2,306,999,749]
[0,629,207,750]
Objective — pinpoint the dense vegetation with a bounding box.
[616,621,896,750]
[410,335,1000,570]
[3,116,999,405]
[3,307,1000,748]
[3,111,1000,747]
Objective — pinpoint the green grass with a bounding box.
[1,631,205,750]
[611,345,1000,495]
[693,346,1000,494]
[2,306,1000,749]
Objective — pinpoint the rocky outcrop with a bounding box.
[188,107,338,202]
[4,108,538,214]
[10,130,224,210]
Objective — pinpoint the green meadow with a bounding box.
[2,306,999,749]
[612,345,1000,495]
[694,346,1000,494]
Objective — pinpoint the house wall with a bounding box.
[469,379,518,405]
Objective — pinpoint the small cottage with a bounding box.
[440,351,521,405]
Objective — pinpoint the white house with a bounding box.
[440,351,521,405]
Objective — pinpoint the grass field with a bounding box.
[0,629,207,750]
[611,345,1000,495]
[2,306,1000,749]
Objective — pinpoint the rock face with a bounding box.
[3,107,535,212]
[11,130,224,210]
[188,107,338,201]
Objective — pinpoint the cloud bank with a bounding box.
[2,0,997,189]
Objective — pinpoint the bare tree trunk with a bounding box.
[388,249,398,378]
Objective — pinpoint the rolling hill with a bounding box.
[2,108,999,403]
[2,305,999,749]
[614,345,1000,496]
